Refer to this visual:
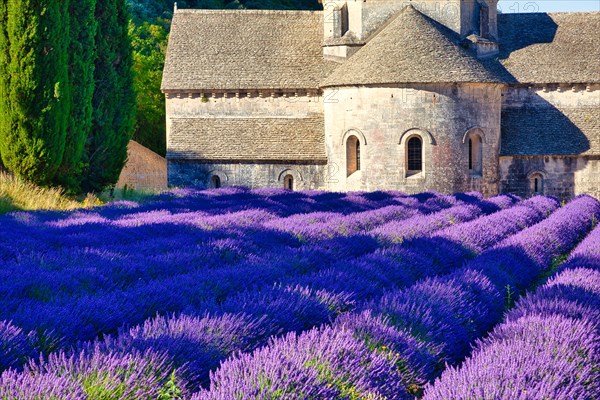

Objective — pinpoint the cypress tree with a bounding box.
[0,1,8,170]
[85,0,136,192]
[0,0,70,185]
[56,0,98,192]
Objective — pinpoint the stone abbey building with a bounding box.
[161,0,600,199]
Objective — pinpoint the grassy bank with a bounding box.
[0,172,86,213]
[0,172,163,214]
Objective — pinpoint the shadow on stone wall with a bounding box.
[491,14,598,200]
[499,90,593,200]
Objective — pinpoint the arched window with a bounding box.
[530,173,544,195]
[283,174,294,190]
[407,136,422,172]
[210,175,221,189]
[469,135,483,176]
[346,135,360,176]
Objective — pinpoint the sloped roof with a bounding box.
[492,12,600,84]
[161,9,336,91]
[167,117,326,161]
[320,5,500,88]
[501,106,600,156]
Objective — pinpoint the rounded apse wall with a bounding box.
[323,83,502,195]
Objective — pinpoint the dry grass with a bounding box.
[0,172,89,213]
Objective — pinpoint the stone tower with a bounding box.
[321,5,503,195]
[323,0,498,61]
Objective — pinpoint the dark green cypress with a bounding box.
[0,1,8,170]
[56,0,98,192]
[85,0,136,192]
[0,0,70,185]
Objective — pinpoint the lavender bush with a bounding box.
[1,189,598,397]
[424,221,600,400]
[198,195,598,397]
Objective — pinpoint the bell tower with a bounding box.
[409,0,498,39]
[322,0,499,61]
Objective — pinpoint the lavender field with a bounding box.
[0,188,598,399]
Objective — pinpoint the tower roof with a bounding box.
[320,5,501,88]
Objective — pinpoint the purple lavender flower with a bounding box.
[0,320,36,370]
[196,325,411,400]
[423,315,599,400]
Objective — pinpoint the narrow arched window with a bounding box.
[407,137,422,172]
[530,173,543,195]
[346,135,360,176]
[283,174,294,190]
[211,175,221,189]
[469,135,483,176]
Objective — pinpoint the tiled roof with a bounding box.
[501,105,600,156]
[161,9,336,91]
[167,117,326,161]
[491,12,600,84]
[320,5,501,88]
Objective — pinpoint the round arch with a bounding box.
[526,170,546,180]
[398,128,435,146]
[277,168,303,183]
[341,128,368,146]
[527,170,546,195]
[208,170,229,186]
[462,127,487,144]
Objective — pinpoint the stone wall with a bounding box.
[117,141,168,191]
[165,91,322,120]
[168,160,327,190]
[500,156,600,200]
[165,92,327,189]
[323,83,502,195]
[500,86,600,200]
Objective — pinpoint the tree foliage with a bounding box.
[85,0,137,193]
[57,0,98,192]
[0,0,70,186]
[130,19,168,156]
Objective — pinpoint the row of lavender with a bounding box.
[105,194,556,392]
[194,195,599,399]
[0,191,519,391]
[424,216,600,399]
[0,191,504,352]
[0,193,573,396]
[0,192,597,397]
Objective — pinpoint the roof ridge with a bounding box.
[174,8,322,15]
[321,4,501,87]
[360,5,412,45]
